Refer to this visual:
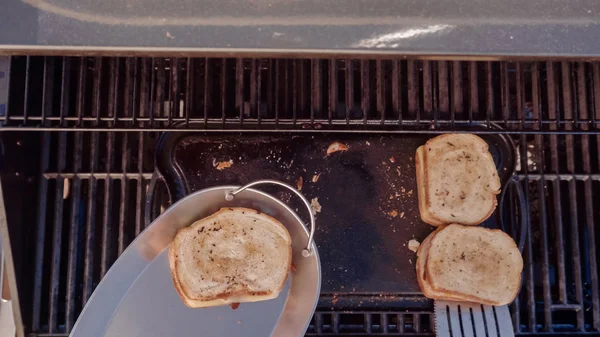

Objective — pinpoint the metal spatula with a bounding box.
[435,300,514,337]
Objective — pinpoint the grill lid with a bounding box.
[2,1,600,57]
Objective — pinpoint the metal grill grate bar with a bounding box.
[100,133,115,279]
[532,62,553,332]
[562,62,583,331]
[82,133,99,305]
[65,132,83,331]
[48,132,66,334]
[32,133,50,332]
[578,63,600,332]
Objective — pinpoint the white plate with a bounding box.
[70,185,321,337]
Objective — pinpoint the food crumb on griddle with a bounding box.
[400,211,405,218]
[63,178,71,200]
[310,197,322,215]
[326,142,349,156]
[296,176,303,191]
[388,210,398,218]
[389,156,396,163]
[408,239,420,252]
[312,173,321,183]
[213,158,233,171]
[365,141,371,146]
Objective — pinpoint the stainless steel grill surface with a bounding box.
[1,56,600,336]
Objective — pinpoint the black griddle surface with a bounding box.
[156,133,514,295]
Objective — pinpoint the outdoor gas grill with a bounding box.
[2,0,600,330]
[0,56,598,337]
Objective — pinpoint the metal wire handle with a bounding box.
[224,179,316,258]
[500,177,528,253]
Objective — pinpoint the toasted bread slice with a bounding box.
[416,134,501,226]
[416,226,469,301]
[417,226,489,302]
[169,207,292,308]
[425,224,523,306]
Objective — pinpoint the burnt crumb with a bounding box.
[256,210,261,214]
[447,142,455,146]
[460,192,466,200]
[210,250,213,254]
[242,211,245,214]
[198,226,205,233]
[212,244,216,247]
[460,252,466,260]
[209,257,214,262]
[442,203,445,207]
[253,220,257,222]
[428,147,432,151]
[229,208,234,211]
[450,213,456,217]
[212,227,222,232]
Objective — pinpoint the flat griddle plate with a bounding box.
[156,132,515,297]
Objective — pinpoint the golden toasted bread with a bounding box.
[169,207,292,308]
[416,226,470,302]
[421,224,523,306]
[416,134,501,226]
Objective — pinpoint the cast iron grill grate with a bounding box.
[1,56,600,336]
[4,56,600,133]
